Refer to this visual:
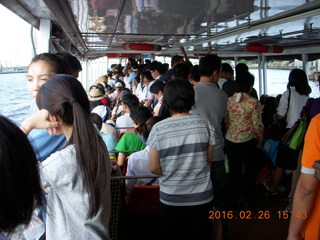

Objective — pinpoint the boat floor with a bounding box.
[118,175,290,240]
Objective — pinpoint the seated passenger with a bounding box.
[125,116,163,195]
[90,113,117,157]
[115,106,152,167]
[115,93,139,135]
[0,115,42,239]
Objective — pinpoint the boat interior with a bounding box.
[1,0,320,60]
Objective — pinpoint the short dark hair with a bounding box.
[56,52,82,73]
[141,71,154,81]
[121,93,140,111]
[150,81,165,94]
[171,55,184,67]
[235,63,249,75]
[221,63,234,74]
[0,115,42,232]
[130,106,152,126]
[148,61,166,74]
[235,72,254,93]
[163,78,195,114]
[199,54,221,77]
[189,65,200,82]
[173,63,190,80]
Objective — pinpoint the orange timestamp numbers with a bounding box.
[208,210,307,220]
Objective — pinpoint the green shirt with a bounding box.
[115,132,146,156]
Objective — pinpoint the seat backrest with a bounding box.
[126,185,160,216]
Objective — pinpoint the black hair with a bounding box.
[0,115,42,232]
[189,65,200,82]
[235,63,249,75]
[150,80,165,94]
[90,112,103,130]
[36,74,110,219]
[142,116,163,140]
[130,106,153,135]
[55,52,82,75]
[171,55,184,67]
[221,63,234,74]
[287,69,311,96]
[29,53,71,75]
[148,61,166,74]
[121,93,140,111]
[199,54,221,77]
[262,96,278,127]
[163,78,195,114]
[234,72,254,93]
[173,63,190,80]
[141,71,154,82]
[130,61,139,69]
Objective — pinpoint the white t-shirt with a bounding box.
[115,113,134,134]
[141,80,155,102]
[125,146,159,194]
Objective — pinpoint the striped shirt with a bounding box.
[147,115,216,206]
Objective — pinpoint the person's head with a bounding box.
[141,71,154,85]
[148,61,165,79]
[163,78,195,114]
[221,63,234,81]
[36,74,109,218]
[88,84,105,103]
[90,112,103,131]
[142,116,163,140]
[0,115,42,232]
[234,72,254,93]
[287,69,311,96]
[150,80,165,99]
[130,106,153,134]
[130,61,139,70]
[27,53,70,99]
[55,52,82,78]
[114,80,125,90]
[188,65,200,85]
[199,54,222,82]
[121,93,140,113]
[171,55,185,68]
[172,63,190,80]
[235,63,249,76]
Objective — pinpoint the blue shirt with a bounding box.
[100,132,117,157]
[28,129,67,162]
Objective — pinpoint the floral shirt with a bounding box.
[225,92,263,143]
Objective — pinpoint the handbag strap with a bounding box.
[284,89,291,120]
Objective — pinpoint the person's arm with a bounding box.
[149,147,161,175]
[252,101,264,148]
[20,109,61,135]
[117,152,127,167]
[144,99,153,108]
[207,145,214,167]
[287,173,319,240]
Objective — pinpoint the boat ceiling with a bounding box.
[1,0,320,59]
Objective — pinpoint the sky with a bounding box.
[0,4,33,67]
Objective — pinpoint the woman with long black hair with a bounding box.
[20,74,112,239]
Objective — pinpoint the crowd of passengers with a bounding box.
[0,52,319,240]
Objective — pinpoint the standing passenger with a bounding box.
[27,53,71,161]
[20,74,112,240]
[148,79,215,240]
[190,54,228,211]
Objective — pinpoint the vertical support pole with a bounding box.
[81,56,89,91]
[262,55,268,95]
[38,19,51,54]
[302,53,308,75]
[258,54,263,97]
[234,57,238,72]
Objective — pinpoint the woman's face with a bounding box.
[27,60,56,99]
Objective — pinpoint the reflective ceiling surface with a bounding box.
[1,0,320,58]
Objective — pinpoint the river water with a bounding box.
[0,70,319,125]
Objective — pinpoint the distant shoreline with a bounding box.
[0,71,27,74]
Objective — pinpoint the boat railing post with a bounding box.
[262,55,267,95]
[38,19,51,54]
[258,54,263,97]
[302,53,308,75]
